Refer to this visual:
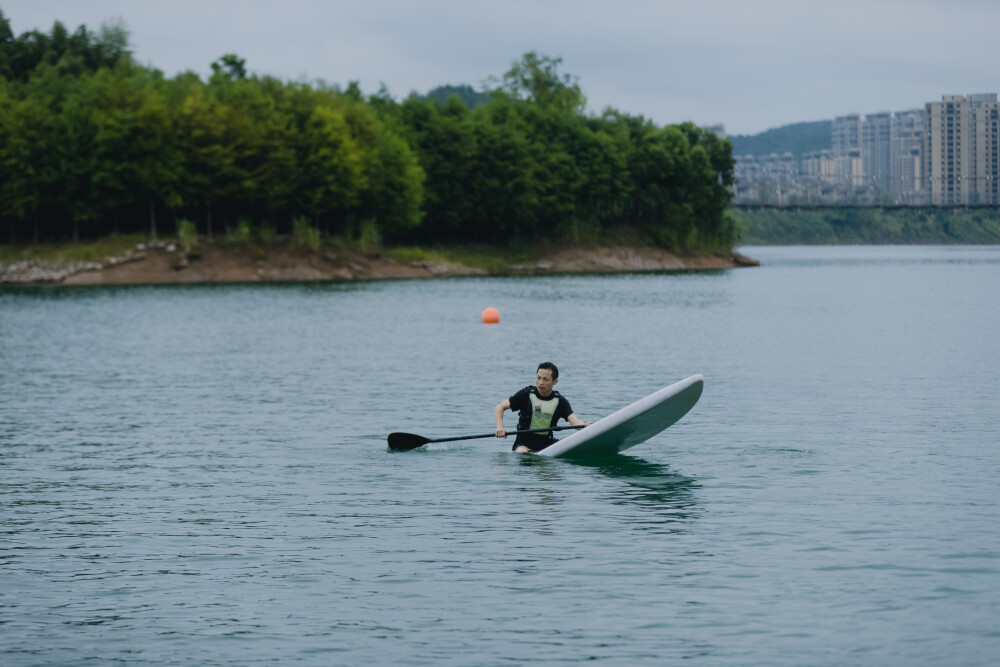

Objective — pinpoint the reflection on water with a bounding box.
[506,451,699,531]
[569,454,700,531]
[495,453,566,510]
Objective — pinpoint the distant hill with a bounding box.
[420,84,492,109]
[729,120,831,158]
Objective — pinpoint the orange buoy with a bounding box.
[481,307,500,324]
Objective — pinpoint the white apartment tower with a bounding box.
[924,94,1000,205]
[970,97,1000,205]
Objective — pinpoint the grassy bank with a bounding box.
[733,208,1000,245]
[0,236,527,273]
[380,246,530,274]
[0,224,736,273]
[1,230,755,286]
[0,234,150,265]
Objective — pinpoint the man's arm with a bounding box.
[495,399,511,438]
[566,413,593,428]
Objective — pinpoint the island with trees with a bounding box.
[0,10,752,284]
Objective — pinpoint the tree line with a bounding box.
[0,10,737,252]
[735,208,1000,245]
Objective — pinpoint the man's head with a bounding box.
[536,362,559,396]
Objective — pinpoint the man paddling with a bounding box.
[495,362,591,453]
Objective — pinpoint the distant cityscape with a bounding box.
[722,93,1000,207]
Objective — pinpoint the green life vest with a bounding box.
[528,392,561,431]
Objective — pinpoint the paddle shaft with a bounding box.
[427,424,584,444]
[387,424,586,450]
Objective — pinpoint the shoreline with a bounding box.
[0,241,759,287]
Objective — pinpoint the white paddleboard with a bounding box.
[537,374,703,458]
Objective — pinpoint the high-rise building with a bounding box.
[890,109,924,204]
[833,114,862,187]
[970,99,999,205]
[924,94,1000,205]
[968,93,996,110]
[862,112,892,195]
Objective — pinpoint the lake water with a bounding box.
[1,245,998,665]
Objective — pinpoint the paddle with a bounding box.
[388,424,585,451]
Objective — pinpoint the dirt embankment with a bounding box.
[1,241,758,286]
[520,246,759,273]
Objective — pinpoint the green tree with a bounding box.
[396,96,476,241]
[466,100,545,242]
[206,71,296,223]
[489,51,586,113]
[343,99,424,241]
[58,74,101,240]
[421,84,491,109]
[0,8,13,80]
[132,78,183,237]
[173,77,235,237]
[91,19,131,69]
[294,94,366,225]
[211,53,246,81]
[1,16,130,82]
[0,96,59,242]
[0,80,14,241]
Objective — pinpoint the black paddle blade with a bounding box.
[387,432,432,451]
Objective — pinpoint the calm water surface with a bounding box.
[2,245,998,665]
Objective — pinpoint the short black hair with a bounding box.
[537,361,558,379]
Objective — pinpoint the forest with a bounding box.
[0,10,737,253]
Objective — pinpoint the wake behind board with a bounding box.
[537,374,703,458]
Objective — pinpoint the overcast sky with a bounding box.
[3,0,997,135]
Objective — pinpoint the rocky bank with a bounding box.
[0,241,758,286]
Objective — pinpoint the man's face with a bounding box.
[536,369,557,396]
